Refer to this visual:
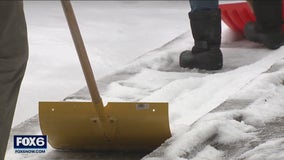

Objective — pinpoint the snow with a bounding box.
[190,146,224,160]
[6,1,284,160]
[144,60,284,160]
[239,138,284,160]
[13,0,188,126]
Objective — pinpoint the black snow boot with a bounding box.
[244,0,284,49]
[179,9,223,70]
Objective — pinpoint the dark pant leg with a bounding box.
[252,0,282,32]
[0,1,28,160]
[189,0,219,11]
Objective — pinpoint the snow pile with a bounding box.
[144,59,284,160]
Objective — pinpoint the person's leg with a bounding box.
[189,0,218,11]
[244,0,284,49]
[0,1,28,160]
[179,0,222,70]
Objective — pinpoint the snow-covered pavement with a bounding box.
[6,1,284,160]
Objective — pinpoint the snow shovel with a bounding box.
[39,0,171,151]
[219,1,284,34]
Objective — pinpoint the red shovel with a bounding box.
[219,1,284,34]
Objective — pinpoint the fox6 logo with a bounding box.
[14,135,47,149]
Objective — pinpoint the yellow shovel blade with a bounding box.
[39,101,171,151]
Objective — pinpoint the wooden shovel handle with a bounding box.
[61,0,102,104]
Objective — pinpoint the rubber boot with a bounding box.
[244,0,284,49]
[179,9,223,70]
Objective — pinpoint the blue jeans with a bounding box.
[189,0,219,11]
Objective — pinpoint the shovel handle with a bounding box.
[61,0,102,104]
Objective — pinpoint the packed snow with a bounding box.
[6,1,284,160]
